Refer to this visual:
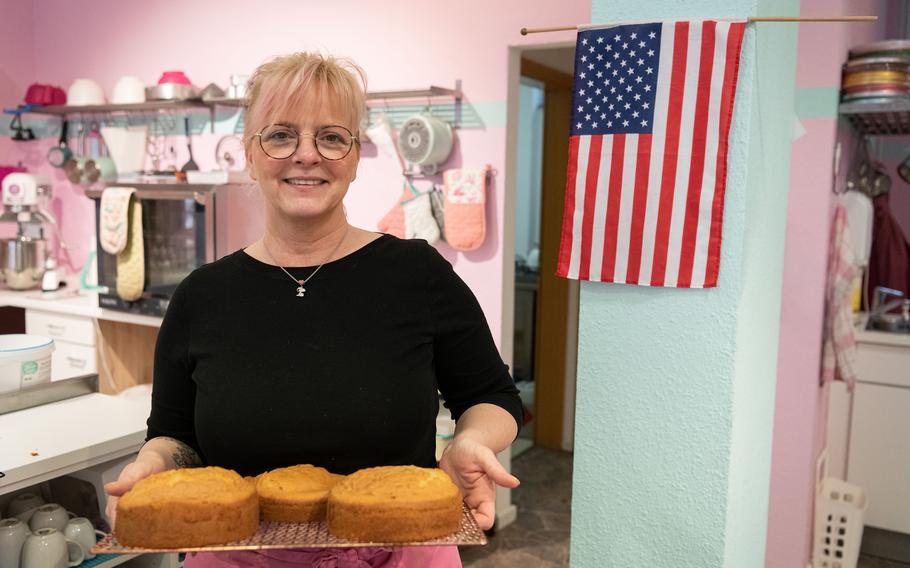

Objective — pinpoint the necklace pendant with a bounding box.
[296,285,305,297]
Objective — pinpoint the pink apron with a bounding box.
[183,546,461,567]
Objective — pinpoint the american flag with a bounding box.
[556,20,746,288]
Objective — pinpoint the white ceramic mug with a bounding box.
[0,517,29,568]
[64,517,106,560]
[6,492,45,522]
[21,528,84,568]
[28,503,75,533]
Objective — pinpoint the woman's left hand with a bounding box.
[439,436,520,530]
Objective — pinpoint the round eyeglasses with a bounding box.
[254,124,358,161]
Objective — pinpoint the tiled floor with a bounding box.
[460,446,572,567]
[461,447,910,568]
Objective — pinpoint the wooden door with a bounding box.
[521,59,576,450]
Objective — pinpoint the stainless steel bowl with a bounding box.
[0,238,46,290]
[146,83,198,101]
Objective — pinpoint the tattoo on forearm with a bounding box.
[159,436,203,468]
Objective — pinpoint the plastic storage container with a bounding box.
[0,334,55,393]
[813,478,868,568]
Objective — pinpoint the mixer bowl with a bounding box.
[0,238,47,290]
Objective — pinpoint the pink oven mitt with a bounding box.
[443,167,488,251]
[377,183,421,239]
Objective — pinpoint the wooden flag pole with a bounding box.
[520,16,877,35]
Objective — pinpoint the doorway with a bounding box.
[506,43,580,456]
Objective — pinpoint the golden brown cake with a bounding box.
[256,464,345,522]
[327,465,462,542]
[115,466,259,548]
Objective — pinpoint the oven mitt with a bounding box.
[116,195,144,302]
[443,167,488,251]
[403,192,441,245]
[99,187,135,254]
[429,186,446,241]
[377,183,420,239]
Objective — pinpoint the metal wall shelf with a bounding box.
[840,99,910,136]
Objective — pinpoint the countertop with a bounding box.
[0,391,150,494]
[0,287,162,328]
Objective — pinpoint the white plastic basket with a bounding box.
[813,478,867,568]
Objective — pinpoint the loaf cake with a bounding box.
[115,466,259,548]
[327,465,462,542]
[256,464,345,522]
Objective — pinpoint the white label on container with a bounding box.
[20,357,51,386]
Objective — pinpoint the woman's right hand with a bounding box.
[104,458,165,528]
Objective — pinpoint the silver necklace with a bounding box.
[262,229,347,298]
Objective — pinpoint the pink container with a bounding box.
[158,71,192,85]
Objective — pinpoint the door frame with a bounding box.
[503,42,580,452]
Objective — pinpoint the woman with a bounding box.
[104,52,522,567]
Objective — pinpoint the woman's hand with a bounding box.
[439,436,520,530]
[103,456,166,528]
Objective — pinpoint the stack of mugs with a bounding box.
[0,493,104,568]
[841,40,910,103]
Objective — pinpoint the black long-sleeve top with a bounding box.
[146,234,522,476]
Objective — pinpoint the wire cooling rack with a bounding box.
[92,503,486,554]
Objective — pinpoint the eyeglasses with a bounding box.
[253,124,358,161]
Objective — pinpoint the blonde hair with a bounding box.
[243,52,367,155]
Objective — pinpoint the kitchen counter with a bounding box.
[0,287,162,328]
[0,391,150,494]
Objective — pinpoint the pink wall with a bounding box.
[765,1,892,566]
[0,1,35,174]
[0,0,590,341]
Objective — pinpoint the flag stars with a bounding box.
[577,105,583,112]
[632,110,639,118]
[637,58,645,65]
[600,113,606,119]
[639,40,646,48]
[592,122,598,128]
[641,119,648,126]
[644,85,652,92]
[624,102,631,110]
[585,114,591,121]
[616,94,623,101]
[586,97,592,104]
[623,120,629,127]
[594,105,600,111]
[634,93,641,101]
[630,32,637,39]
[648,31,656,39]
[595,88,602,95]
[646,67,653,74]
[596,36,604,43]
[589,46,595,53]
[615,111,621,118]
[606,44,612,52]
[622,42,628,50]
[582,38,588,45]
[588,63,594,70]
[607,120,613,127]
[614,34,621,41]
[576,122,582,129]
[620,60,627,67]
[587,80,594,87]
[581,55,587,62]
[629,50,636,57]
[613,52,620,59]
[626,85,633,92]
[642,102,650,109]
[596,71,603,78]
[647,49,655,56]
[580,72,586,79]
[597,54,603,61]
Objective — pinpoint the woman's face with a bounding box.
[248,92,359,224]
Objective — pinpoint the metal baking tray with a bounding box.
[92,503,486,553]
[0,374,97,416]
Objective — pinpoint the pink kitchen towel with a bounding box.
[821,202,858,391]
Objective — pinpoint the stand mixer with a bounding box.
[0,173,61,290]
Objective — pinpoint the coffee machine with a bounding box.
[0,172,58,290]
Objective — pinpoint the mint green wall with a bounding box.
[571,2,798,567]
